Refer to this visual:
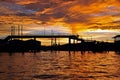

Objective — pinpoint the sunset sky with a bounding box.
[0,0,120,42]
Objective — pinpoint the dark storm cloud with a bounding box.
[0,1,36,16]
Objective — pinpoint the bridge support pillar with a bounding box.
[55,38,57,45]
[51,38,57,46]
[73,39,75,44]
[51,38,53,46]
[69,38,71,45]
[34,37,36,40]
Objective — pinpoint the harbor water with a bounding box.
[0,51,120,80]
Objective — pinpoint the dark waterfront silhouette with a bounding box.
[0,39,41,52]
[0,34,120,52]
[1,25,119,52]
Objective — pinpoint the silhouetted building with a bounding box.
[113,35,120,42]
[0,39,41,52]
[113,35,120,51]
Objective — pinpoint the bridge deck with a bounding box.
[4,35,83,41]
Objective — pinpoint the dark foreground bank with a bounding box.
[0,39,120,52]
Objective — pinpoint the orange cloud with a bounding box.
[69,1,109,14]
[0,16,33,24]
[16,0,39,5]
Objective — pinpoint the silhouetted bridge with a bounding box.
[4,35,84,45]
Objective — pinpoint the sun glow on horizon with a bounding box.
[86,29,119,33]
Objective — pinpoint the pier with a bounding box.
[3,25,84,46]
[4,35,83,46]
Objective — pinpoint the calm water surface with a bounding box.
[0,51,120,80]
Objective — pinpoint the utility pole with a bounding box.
[21,25,23,36]
[18,25,20,36]
[11,26,15,36]
[43,24,45,35]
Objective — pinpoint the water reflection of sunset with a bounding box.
[0,51,120,79]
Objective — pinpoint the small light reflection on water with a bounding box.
[0,51,120,80]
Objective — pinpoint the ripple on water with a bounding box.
[32,74,93,79]
[0,72,5,74]
[33,74,61,79]
[0,51,120,80]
